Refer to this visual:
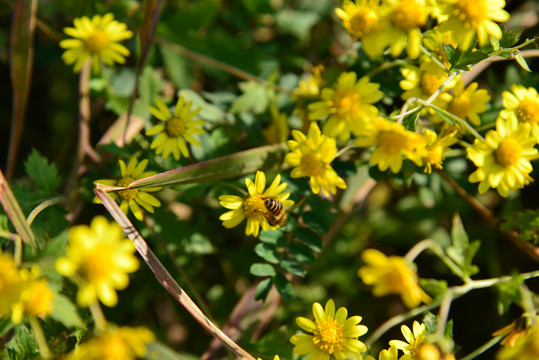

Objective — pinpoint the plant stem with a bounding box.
[460,335,503,360]
[89,301,107,332]
[28,315,51,359]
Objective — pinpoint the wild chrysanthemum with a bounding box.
[438,0,510,50]
[446,79,491,126]
[422,28,458,68]
[499,85,539,141]
[95,158,161,221]
[358,249,432,308]
[389,321,427,360]
[66,326,154,360]
[400,61,454,106]
[309,72,382,142]
[292,65,325,101]
[496,325,539,360]
[335,0,385,57]
[467,116,538,197]
[377,0,431,59]
[147,97,205,161]
[0,251,22,322]
[60,13,133,73]
[355,117,427,173]
[285,123,347,196]
[422,129,458,174]
[364,346,399,360]
[11,267,54,324]
[56,216,140,307]
[290,299,368,360]
[219,171,294,237]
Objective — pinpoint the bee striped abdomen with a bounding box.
[264,198,283,215]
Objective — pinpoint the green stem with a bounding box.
[420,46,449,73]
[28,315,51,359]
[460,335,504,360]
[89,301,107,332]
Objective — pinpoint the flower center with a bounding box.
[393,0,427,31]
[516,98,539,124]
[349,8,378,37]
[421,73,445,96]
[243,196,267,217]
[102,335,129,359]
[85,31,109,53]
[82,248,115,281]
[312,318,346,354]
[379,131,408,156]
[334,90,361,120]
[425,145,444,170]
[166,118,186,137]
[117,176,138,200]
[456,0,487,25]
[449,95,471,119]
[495,139,522,167]
[300,152,325,177]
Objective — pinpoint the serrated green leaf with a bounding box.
[514,52,532,72]
[255,243,280,264]
[230,81,270,114]
[402,110,420,131]
[50,292,85,328]
[289,242,315,264]
[443,44,459,66]
[452,50,488,71]
[255,278,273,301]
[423,312,438,333]
[5,324,39,360]
[274,273,294,300]
[295,227,322,252]
[250,263,276,277]
[280,258,306,277]
[24,149,60,196]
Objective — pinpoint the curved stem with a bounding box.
[28,315,51,359]
[26,196,64,225]
[460,335,504,360]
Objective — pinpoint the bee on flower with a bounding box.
[60,13,133,73]
[219,171,294,237]
[94,158,162,221]
[147,97,206,161]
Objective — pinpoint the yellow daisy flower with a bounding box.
[499,85,539,141]
[496,325,539,360]
[0,250,23,322]
[56,216,140,307]
[377,0,431,59]
[335,0,386,57]
[66,326,155,360]
[467,116,538,197]
[290,299,368,360]
[422,128,458,174]
[219,171,294,237]
[422,28,458,68]
[355,117,427,173]
[95,158,162,221]
[147,97,205,161]
[400,60,454,106]
[11,267,54,324]
[438,0,510,50]
[309,72,382,142]
[60,13,133,73]
[389,321,427,360]
[358,249,432,308]
[285,123,347,196]
[446,79,491,126]
[292,65,325,101]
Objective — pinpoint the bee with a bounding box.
[262,197,305,227]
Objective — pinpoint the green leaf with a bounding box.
[136,66,164,119]
[499,28,522,48]
[419,278,448,299]
[289,242,316,264]
[250,263,276,277]
[144,341,198,360]
[259,230,288,247]
[255,278,273,301]
[5,324,39,360]
[24,149,60,196]
[274,273,294,300]
[501,209,539,244]
[402,110,420,131]
[179,89,226,123]
[275,9,319,41]
[50,292,85,328]
[514,52,532,72]
[295,227,322,252]
[230,81,271,114]
[280,258,306,277]
[255,243,280,264]
[446,213,480,277]
[496,274,523,315]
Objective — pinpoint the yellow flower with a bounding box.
[422,128,458,174]
[377,0,431,59]
[358,249,432,308]
[355,117,427,173]
[493,315,535,347]
[496,325,539,360]
[446,79,491,126]
[438,0,510,50]
[257,356,280,360]
[219,171,294,237]
[499,85,539,141]
[66,326,154,360]
[285,123,347,196]
[389,321,427,360]
[364,346,399,360]
[309,72,382,142]
[335,0,386,57]
[0,251,23,321]
[292,65,325,101]
[400,61,454,106]
[60,13,133,73]
[95,158,162,221]
[146,97,205,161]
[11,267,54,323]
[56,216,140,307]
[290,299,368,360]
[467,116,538,197]
[422,28,458,68]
